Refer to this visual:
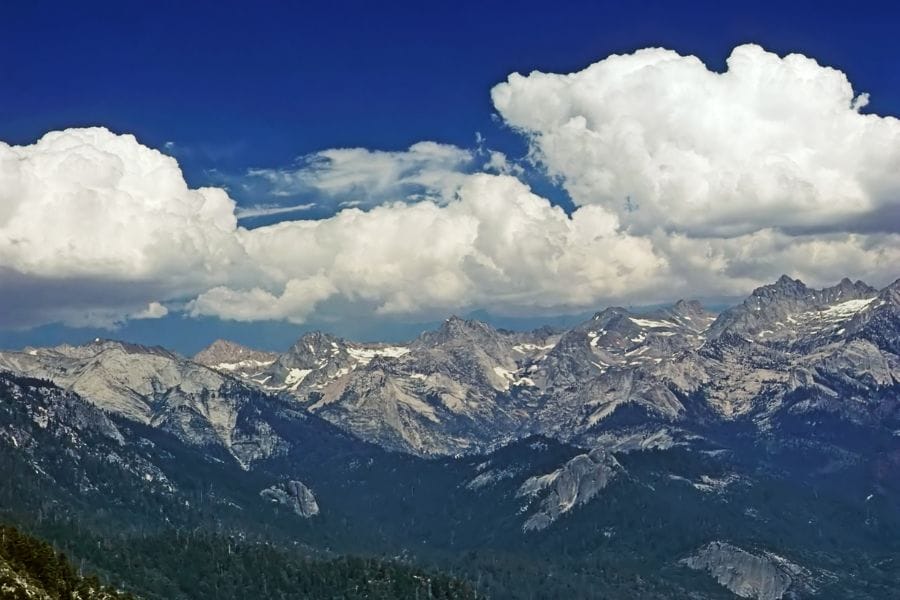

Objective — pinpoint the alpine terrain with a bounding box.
[1,276,899,599]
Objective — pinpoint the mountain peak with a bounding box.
[591,306,629,321]
[777,273,799,285]
[752,275,874,302]
[876,278,900,304]
[283,331,347,360]
[709,275,880,342]
[441,315,491,332]
[417,315,499,347]
[740,276,811,306]
[194,339,276,367]
[884,278,900,293]
[663,299,715,329]
[298,330,342,344]
[671,299,705,314]
[767,274,807,293]
[443,313,503,326]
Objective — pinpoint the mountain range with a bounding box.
[1,275,899,599]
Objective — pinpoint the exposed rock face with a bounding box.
[0,552,130,600]
[266,317,561,455]
[0,341,287,468]
[0,339,225,423]
[516,448,622,531]
[269,301,718,456]
[260,480,320,518]
[465,466,519,490]
[0,554,53,600]
[681,541,812,600]
[268,275,898,459]
[845,278,900,355]
[707,276,877,347]
[0,371,124,447]
[2,275,898,462]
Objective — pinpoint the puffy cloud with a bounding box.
[188,276,337,323]
[2,44,900,330]
[651,230,900,300]
[492,44,900,237]
[0,128,247,327]
[130,301,169,320]
[0,128,243,281]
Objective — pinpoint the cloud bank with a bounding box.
[189,174,662,323]
[1,44,898,329]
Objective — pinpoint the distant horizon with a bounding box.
[2,272,894,357]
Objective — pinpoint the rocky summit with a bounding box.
[188,275,900,458]
[2,276,898,461]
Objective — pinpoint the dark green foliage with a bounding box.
[0,523,136,599]
[0,524,479,600]
[97,531,479,600]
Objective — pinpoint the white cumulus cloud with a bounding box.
[0,128,244,282]
[130,301,169,320]
[2,44,899,330]
[189,174,663,322]
[0,127,247,327]
[492,43,900,237]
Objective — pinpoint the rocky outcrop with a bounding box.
[516,448,622,531]
[680,541,812,600]
[0,339,228,424]
[260,480,320,518]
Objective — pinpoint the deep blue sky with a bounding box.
[2,0,897,183]
[1,0,898,354]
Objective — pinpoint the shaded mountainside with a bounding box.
[2,371,899,598]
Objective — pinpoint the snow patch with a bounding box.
[513,342,555,353]
[285,368,312,388]
[347,345,410,364]
[213,358,275,371]
[629,317,674,328]
[818,297,875,319]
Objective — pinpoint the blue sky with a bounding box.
[4,0,897,179]
[1,0,899,354]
